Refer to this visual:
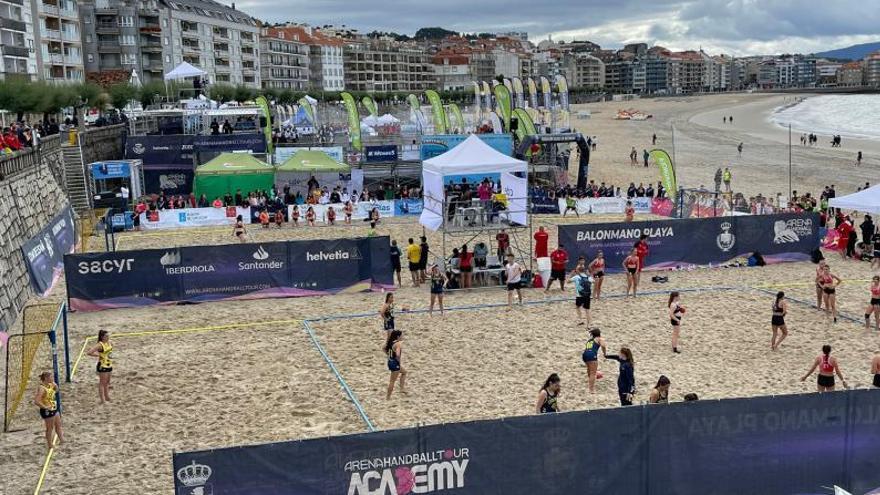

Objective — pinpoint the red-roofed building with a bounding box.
[261,26,310,90]
[432,51,471,90]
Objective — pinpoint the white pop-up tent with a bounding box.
[419,134,528,231]
[829,184,880,214]
[164,61,206,81]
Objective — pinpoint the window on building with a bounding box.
[83,14,90,23]
[123,53,136,65]
[85,34,92,43]
[163,36,168,45]
[87,53,93,63]
[119,16,134,27]
[165,55,170,63]
[121,35,135,45]
[162,19,167,27]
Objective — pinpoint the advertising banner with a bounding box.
[420,134,514,161]
[557,212,820,273]
[341,92,362,151]
[556,75,570,110]
[364,145,398,163]
[140,207,251,230]
[448,103,465,133]
[481,81,492,111]
[512,77,525,109]
[21,206,77,295]
[255,95,273,155]
[401,144,420,161]
[91,161,131,179]
[530,197,560,214]
[172,390,880,495]
[143,169,195,196]
[361,96,379,118]
[493,84,512,132]
[278,169,364,198]
[472,81,481,121]
[527,77,539,109]
[425,90,447,134]
[192,133,267,154]
[274,146,344,164]
[557,197,628,215]
[125,135,194,166]
[297,97,316,125]
[650,149,677,201]
[540,76,552,108]
[394,198,423,216]
[63,236,393,311]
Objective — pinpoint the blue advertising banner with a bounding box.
[394,198,423,216]
[193,133,267,154]
[364,145,398,163]
[530,197,560,214]
[171,390,880,495]
[125,135,194,167]
[91,161,131,180]
[420,134,514,161]
[143,169,195,196]
[21,206,77,295]
[63,236,393,311]
[557,212,820,273]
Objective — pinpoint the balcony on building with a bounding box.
[212,27,228,40]
[143,58,163,72]
[213,42,229,56]
[138,16,160,33]
[240,32,254,45]
[0,17,27,32]
[214,58,231,71]
[241,46,255,58]
[96,18,118,34]
[99,53,122,69]
[182,55,199,66]
[181,40,199,55]
[181,21,199,38]
[97,36,121,53]
[1,44,30,58]
[40,0,60,17]
[141,35,162,52]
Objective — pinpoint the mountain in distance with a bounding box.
[815,41,880,60]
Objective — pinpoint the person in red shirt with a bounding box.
[635,235,649,273]
[836,218,852,259]
[546,244,569,293]
[624,201,635,222]
[534,226,549,258]
[459,243,474,289]
[496,229,510,259]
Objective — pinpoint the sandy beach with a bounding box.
[3,92,880,494]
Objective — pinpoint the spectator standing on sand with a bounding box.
[406,238,421,287]
[546,244,569,293]
[389,240,402,286]
[857,151,863,166]
[714,168,722,192]
[505,253,523,308]
[534,226,549,258]
[643,149,649,168]
[605,347,635,406]
[418,236,429,283]
[737,142,743,156]
[496,229,510,259]
[723,167,732,192]
[652,133,657,145]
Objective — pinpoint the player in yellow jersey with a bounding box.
[33,371,64,449]
[87,330,113,403]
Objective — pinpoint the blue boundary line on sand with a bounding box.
[301,284,743,432]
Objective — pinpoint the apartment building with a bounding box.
[80,0,168,84]
[33,0,84,82]
[343,38,433,92]
[562,52,604,89]
[432,51,470,91]
[837,61,864,87]
[865,51,880,87]
[260,26,309,90]
[0,0,36,80]
[163,0,260,87]
[307,28,344,91]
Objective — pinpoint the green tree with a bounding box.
[234,84,256,102]
[209,83,236,103]
[108,83,139,110]
[138,81,165,108]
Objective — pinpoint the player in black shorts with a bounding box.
[389,240,402,286]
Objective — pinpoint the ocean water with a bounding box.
[770,94,880,140]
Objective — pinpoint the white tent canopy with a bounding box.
[419,134,528,231]
[164,61,206,81]
[828,184,880,214]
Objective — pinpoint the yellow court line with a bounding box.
[34,317,301,494]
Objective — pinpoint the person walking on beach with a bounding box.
[801,345,847,392]
[771,291,789,351]
[723,116,727,124]
[729,115,733,124]
[714,168,723,192]
[505,253,523,308]
[817,264,842,323]
[570,265,593,326]
[722,167,732,192]
[428,264,448,316]
[33,371,64,449]
[737,142,743,157]
[624,248,640,297]
[546,244,569,293]
[385,330,407,399]
[87,330,113,403]
[233,214,247,242]
[582,328,606,393]
[668,292,685,353]
[606,347,635,406]
[865,275,880,331]
[648,375,671,404]
[814,259,827,310]
[406,238,421,287]
[535,373,561,413]
[643,149,649,168]
[589,251,606,300]
[389,240,402,286]
[857,151,863,166]
[652,133,657,145]
[379,293,395,333]
[630,147,637,166]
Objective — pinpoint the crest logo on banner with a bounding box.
[716,222,736,252]
[132,143,146,155]
[176,461,213,495]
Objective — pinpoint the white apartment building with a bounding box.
[33,0,84,82]
[0,0,37,80]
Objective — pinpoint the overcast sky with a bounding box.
[237,0,879,56]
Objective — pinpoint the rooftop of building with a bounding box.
[160,0,257,26]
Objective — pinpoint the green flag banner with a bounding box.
[493,84,512,132]
[255,95,273,155]
[341,92,362,151]
[425,90,447,134]
[297,96,316,125]
[449,103,465,133]
[406,93,420,111]
[361,96,378,118]
[513,108,539,156]
[650,149,677,200]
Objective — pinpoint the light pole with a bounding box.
[788,123,792,202]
